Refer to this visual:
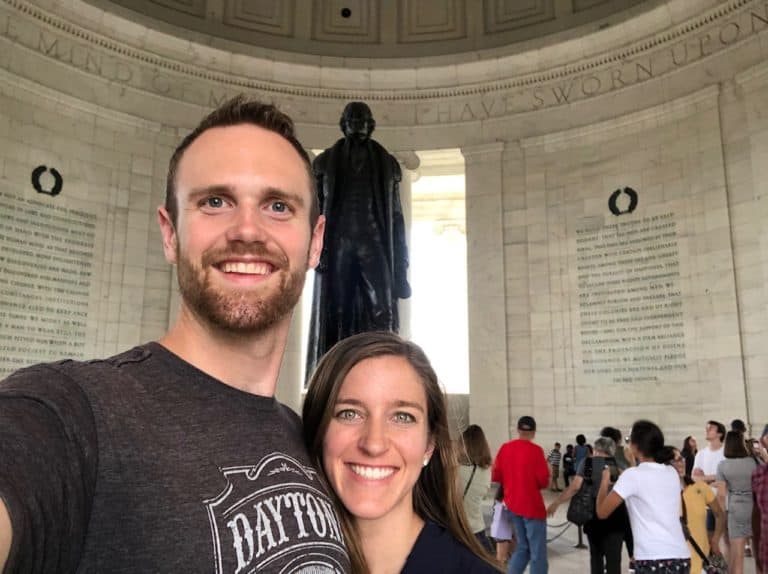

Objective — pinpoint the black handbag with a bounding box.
[680,495,728,574]
[566,457,594,526]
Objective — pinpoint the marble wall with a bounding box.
[1,0,767,451]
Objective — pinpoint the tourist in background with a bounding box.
[547,436,627,574]
[693,420,726,542]
[563,444,575,487]
[302,332,501,573]
[458,424,494,554]
[718,430,759,574]
[600,426,636,570]
[575,434,589,472]
[681,436,698,478]
[547,442,562,491]
[596,420,690,574]
[601,427,635,471]
[492,416,550,574]
[672,447,725,574]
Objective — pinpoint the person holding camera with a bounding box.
[596,420,690,574]
[547,436,627,574]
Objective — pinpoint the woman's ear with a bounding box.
[423,438,436,466]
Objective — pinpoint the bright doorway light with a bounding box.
[410,150,468,394]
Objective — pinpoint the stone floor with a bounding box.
[494,489,758,574]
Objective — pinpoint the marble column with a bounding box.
[461,142,510,454]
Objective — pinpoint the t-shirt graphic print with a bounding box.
[205,453,347,574]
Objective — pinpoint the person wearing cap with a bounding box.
[491,416,550,574]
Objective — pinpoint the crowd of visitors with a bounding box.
[487,418,768,574]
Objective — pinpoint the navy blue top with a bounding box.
[401,521,500,573]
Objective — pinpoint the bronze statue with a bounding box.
[305,102,411,378]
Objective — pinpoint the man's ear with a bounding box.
[308,215,325,269]
[157,206,178,264]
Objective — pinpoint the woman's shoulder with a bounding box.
[402,522,500,574]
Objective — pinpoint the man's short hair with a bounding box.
[164,95,318,228]
[708,420,726,442]
[517,416,536,432]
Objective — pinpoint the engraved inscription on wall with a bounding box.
[576,212,686,383]
[0,191,95,376]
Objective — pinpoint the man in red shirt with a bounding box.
[492,416,550,574]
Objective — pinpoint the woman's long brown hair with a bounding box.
[302,331,502,573]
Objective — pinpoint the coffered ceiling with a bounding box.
[87,0,658,59]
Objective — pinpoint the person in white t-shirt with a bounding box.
[596,420,691,574]
[692,420,726,535]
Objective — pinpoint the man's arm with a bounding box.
[0,365,98,572]
[0,498,11,571]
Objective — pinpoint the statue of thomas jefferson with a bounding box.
[305,102,411,378]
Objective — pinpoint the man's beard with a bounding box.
[176,242,307,335]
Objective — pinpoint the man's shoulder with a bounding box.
[1,345,155,398]
[699,445,725,462]
[499,439,544,456]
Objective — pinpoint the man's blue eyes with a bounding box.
[201,198,291,212]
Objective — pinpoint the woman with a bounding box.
[302,332,501,574]
[596,420,690,573]
[681,436,698,478]
[458,424,494,554]
[717,430,759,574]
[671,447,725,574]
[547,436,627,574]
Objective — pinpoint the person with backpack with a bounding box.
[547,436,627,574]
[596,420,690,574]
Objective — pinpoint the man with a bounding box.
[0,97,351,573]
[305,101,411,377]
[547,442,562,491]
[693,419,726,536]
[492,416,550,574]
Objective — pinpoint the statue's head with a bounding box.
[340,102,375,141]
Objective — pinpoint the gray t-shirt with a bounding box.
[0,343,350,573]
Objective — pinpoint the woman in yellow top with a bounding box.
[671,448,725,574]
